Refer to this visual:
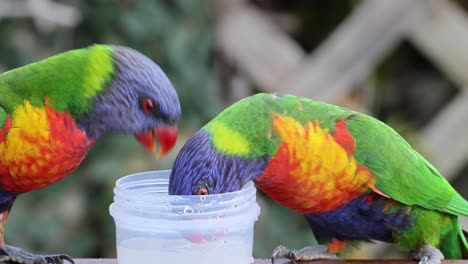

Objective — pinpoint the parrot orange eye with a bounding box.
[141,98,155,113]
[197,188,209,195]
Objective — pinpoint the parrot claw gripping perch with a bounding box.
[271,245,337,264]
[409,244,444,264]
[0,245,73,264]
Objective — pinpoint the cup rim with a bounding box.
[114,170,256,201]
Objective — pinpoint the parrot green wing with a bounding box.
[345,113,468,216]
[0,45,114,119]
[0,106,6,129]
[205,93,468,216]
[0,80,20,128]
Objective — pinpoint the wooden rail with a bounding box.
[74,259,468,264]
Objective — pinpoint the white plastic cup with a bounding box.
[109,170,261,264]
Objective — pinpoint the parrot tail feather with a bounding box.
[455,220,468,259]
[460,229,468,259]
[437,218,468,259]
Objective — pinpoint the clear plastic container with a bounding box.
[109,170,261,264]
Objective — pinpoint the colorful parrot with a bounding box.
[169,93,468,264]
[0,44,181,263]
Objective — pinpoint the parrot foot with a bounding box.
[409,244,444,264]
[0,244,74,264]
[271,245,337,264]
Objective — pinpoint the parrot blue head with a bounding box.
[169,130,268,195]
[78,46,181,157]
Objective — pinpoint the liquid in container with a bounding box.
[109,170,260,264]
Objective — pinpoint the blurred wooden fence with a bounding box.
[215,0,468,181]
[0,0,80,30]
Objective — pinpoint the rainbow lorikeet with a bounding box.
[0,44,181,263]
[169,93,468,264]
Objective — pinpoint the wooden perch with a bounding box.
[73,259,468,264]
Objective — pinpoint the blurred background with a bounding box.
[1,0,468,260]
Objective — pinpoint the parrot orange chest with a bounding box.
[0,100,94,193]
[255,115,376,214]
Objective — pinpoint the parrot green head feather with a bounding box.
[1,44,181,157]
[77,45,181,156]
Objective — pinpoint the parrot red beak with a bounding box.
[134,125,178,158]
